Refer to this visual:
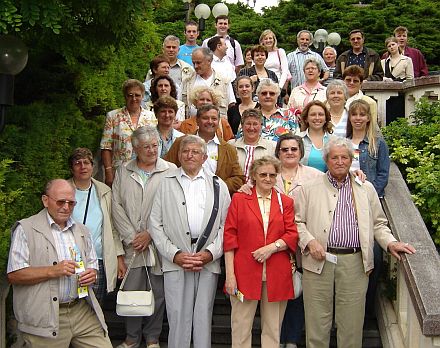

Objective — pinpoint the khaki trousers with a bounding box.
[302,252,369,348]
[230,282,287,348]
[22,299,112,348]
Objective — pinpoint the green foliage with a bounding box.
[0,159,23,272]
[383,99,440,245]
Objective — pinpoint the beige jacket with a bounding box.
[295,174,396,274]
[112,158,176,274]
[381,55,414,81]
[69,178,123,293]
[11,209,107,338]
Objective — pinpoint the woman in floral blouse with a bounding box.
[100,79,157,187]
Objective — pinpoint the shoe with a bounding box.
[116,341,137,348]
[286,343,298,348]
[146,343,160,348]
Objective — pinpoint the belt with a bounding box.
[191,238,198,245]
[59,297,81,308]
[327,246,361,254]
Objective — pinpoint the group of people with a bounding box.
[6,16,421,348]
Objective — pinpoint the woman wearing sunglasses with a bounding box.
[224,156,298,348]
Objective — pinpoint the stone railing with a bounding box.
[378,163,440,348]
[362,75,440,126]
[0,275,10,348]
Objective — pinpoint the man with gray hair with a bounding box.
[295,136,415,348]
[162,35,194,99]
[182,47,236,118]
[287,30,329,89]
[149,134,231,348]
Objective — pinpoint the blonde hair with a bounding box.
[259,29,278,50]
[347,99,378,156]
[189,86,220,107]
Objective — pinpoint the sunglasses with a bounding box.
[280,147,299,153]
[257,172,277,179]
[47,196,77,208]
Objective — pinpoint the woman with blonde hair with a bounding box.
[259,29,290,93]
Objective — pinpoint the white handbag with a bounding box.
[116,252,155,317]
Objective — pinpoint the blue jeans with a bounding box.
[280,295,304,344]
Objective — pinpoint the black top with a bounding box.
[227,102,260,135]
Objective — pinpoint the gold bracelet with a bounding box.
[104,166,112,170]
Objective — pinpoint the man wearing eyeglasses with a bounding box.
[334,29,383,81]
[7,179,112,347]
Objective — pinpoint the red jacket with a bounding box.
[224,188,298,301]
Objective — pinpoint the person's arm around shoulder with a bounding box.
[164,137,183,167]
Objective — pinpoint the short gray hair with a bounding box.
[326,80,349,100]
[323,46,337,56]
[297,30,313,41]
[303,57,321,72]
[192,47,213,62]
[163,35,180,46]
[131,126,160,147]
[256,78,280,97]
[249,156,281,185]
[179,135,207,155]
[322,136,355,162]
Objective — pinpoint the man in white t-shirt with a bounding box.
[207,36,236,81]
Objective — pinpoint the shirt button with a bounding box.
[182,202,186,205]
[186,232,190,235]
[53,261,57,265]
[53,297,57,302]
[52,332,57,336]
[334,194,337,197]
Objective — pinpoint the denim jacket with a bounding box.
[357,136,390,197]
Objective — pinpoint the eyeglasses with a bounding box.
[138,143,158,151]
[126,93,143,99]
[280,147,299,153]
[181,149,203,156]
[260,91,276,96]
[257,172,277,179]
[73,159,92,166]
[46,196,77,208]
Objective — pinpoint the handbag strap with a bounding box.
[195,176,220,253]
[119,251,152,291]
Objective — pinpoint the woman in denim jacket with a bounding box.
[346,99,390,197]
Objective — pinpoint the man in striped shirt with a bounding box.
[286,30,329,89]
[295,137,415,348]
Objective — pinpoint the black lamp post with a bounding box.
[0,35,28,133]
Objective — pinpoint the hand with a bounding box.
[173,252,203,272]
[193,251,213,268]
[237,182,253,195]
[78,268,97,286]
[117,256,127,279]
[250,75,258,83]
[252,244,276,263]
[104,171,114,187]
[225,273,237,296]
[132,231,152,252]
[383,77,394,82]
[353,169,366,182]
[307,239,326,261]
[51,260,77,278]
[387,241,416,261]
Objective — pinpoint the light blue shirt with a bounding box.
[307,145,327,172]
[178,44,199,66]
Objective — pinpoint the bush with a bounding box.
[383,98,440,246]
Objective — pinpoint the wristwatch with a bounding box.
[274,241,281,251]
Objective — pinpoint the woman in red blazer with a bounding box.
[224,155,298,348]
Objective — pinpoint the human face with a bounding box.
[125,86,143,111]
[253,164,277,195]
[42,180,76,228]
[278,139,301,168]
[297,32,311,52]
[323,48,336,65]
[192,51,211,77]
[349,107,370,133]
[185,25,199,45]
[326,146,352,182]
[71,158,93,182]
[395,31,408,49]
[258,86,277,109]
[349,32,364,51]
[253,51,267,67]
[328,87,346,108]
[237,79,253,100]
[304,62,320,82]
[157,107,176,128]
[179,143,207,176]
[245,50,252,65]
[163,40,179,61]
[306,105,326,131]
[215,19,229,36]
[195,91,213,108]
[343,75,362,96]
[156,79,171,97]
[387,41,399,55]
[196,108,219,138]
[242,117,262,144]
[153,62,170,76]
[217,38,228,58]
[262,34,275,50]
[134,139,159,167]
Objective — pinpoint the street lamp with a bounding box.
[0,35,28,133]
[182,0,194,22]
[194,4,211,33]
[313,29,341,55]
